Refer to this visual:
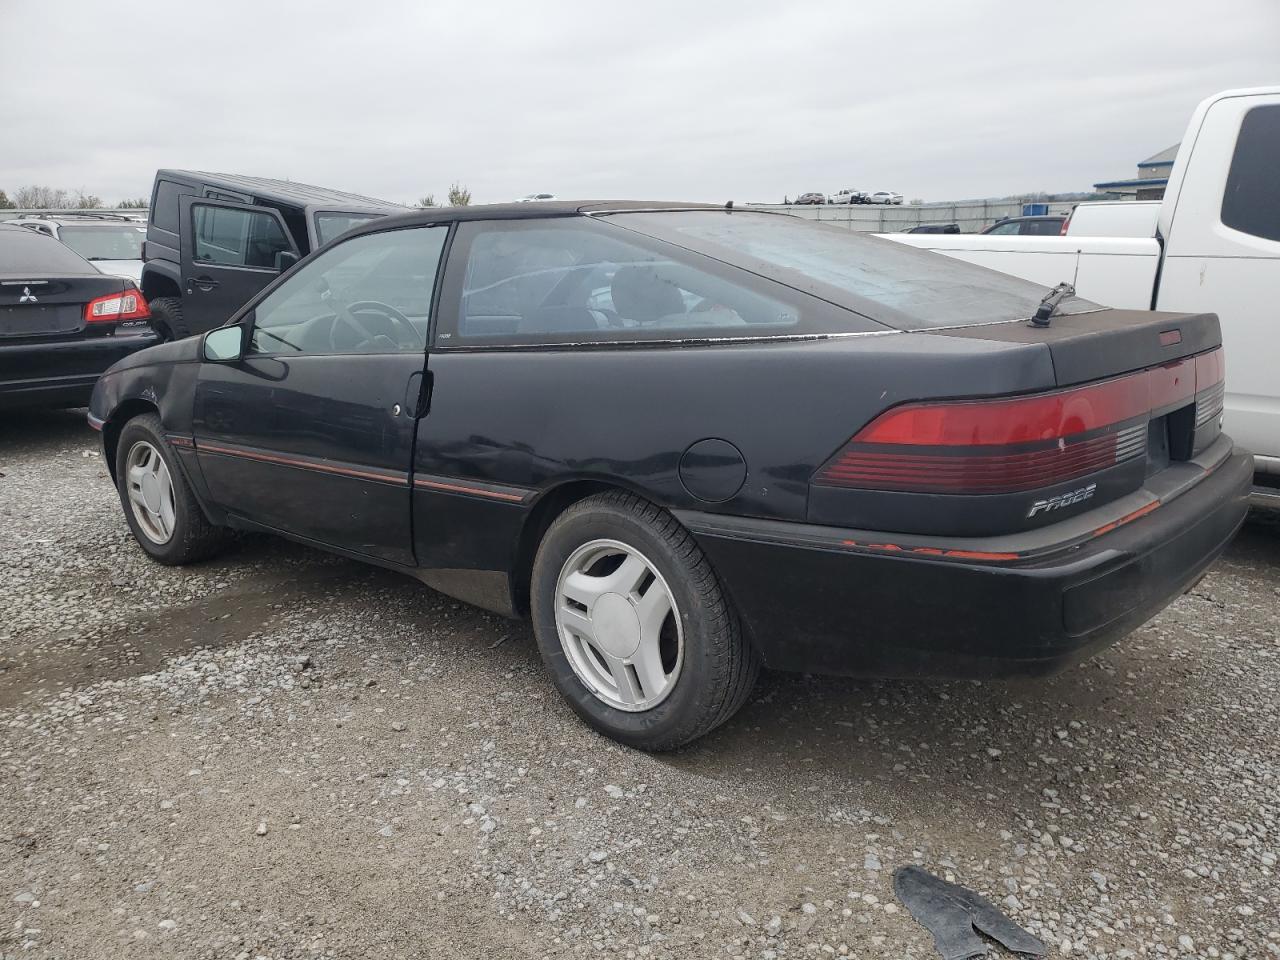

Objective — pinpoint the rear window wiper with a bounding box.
[1030,282,1074,327]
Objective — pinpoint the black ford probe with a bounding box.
[87,203,1251,749]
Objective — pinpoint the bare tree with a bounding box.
[73,190,103,209]
[447,182,472,206]
[416,194,437,208]
[117,197,149,209]
[13,185,72,208]
[0,190,15,210]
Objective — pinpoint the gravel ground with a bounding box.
[2,409,1278,960]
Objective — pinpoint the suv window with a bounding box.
[152,180,186,233]
[985,221,1020,235]
[442,219,807,346]
[58,224,146,261]
[193,205,292,269]
[1221,104,1280,243]
[249,226,446,356]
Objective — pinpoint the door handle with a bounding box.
[190,277,220,292]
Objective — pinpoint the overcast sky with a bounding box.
[3,0,1277,206]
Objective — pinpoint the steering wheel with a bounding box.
[332,300,422,350]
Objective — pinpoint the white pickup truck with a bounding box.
[889,87,1279,507]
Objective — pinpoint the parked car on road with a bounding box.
[793,192,826,205]
[91,203,1249,749]
[904,223,960,234]
[981,215,1066,236]
[890,87,1280,507]
[828,189,867,204]
[866,191,904,205]
[1,223,157,409]
[6,213,147,285]
[140,170,405,341]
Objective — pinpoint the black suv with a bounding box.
[140,170,405,339]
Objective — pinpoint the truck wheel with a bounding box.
[148,297,190,342]
[530,491,759,751]
[115,413,227,564]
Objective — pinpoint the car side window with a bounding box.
[987,222,1019,235]
[442,220,802,346]
[1221,104,1280,243]
[247,226,447,356]
[192,205,291,269]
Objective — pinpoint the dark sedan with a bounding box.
[1,224,158,409]
[793,193,827,205]
[89,202,1250,750]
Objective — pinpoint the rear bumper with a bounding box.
[0,330,159,409]
[681,448,1252,679]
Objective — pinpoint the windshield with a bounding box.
[315,212,384,246]
[609,210,1099,330]
[57,224,146,261]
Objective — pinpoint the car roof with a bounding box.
[340,200,728,238]
[157,169,405,211]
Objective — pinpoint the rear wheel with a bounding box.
[531,491,759,750]
[115,413,227,564]
[147,297,189,342]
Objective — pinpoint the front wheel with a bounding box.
[531,491,759,750]
[115,413,228,564]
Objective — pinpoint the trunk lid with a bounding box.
[922,308,1221,387]
[0,275,131,341]
[807,309,1226,538]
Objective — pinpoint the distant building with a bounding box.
[1093,144,1179,200]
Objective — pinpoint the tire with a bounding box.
[530,491,759,750]
[115,413,227,564]
[147,296,190,341]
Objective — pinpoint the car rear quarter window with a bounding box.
[315,212,384,246]
[437,218,874,347]
[612,210,1099,330]
[193,205,292,269]
[1221,104,1280,243]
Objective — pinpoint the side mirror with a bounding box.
[203,324,245,363]
[274,250,300,273]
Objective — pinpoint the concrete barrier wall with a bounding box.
[747,199,1076,233]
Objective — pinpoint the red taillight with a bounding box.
[85,289,150,324]
[1059,213,1071,236]
[816,348,1224,495]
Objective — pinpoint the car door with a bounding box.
[180,196,299,334]
[192,224,449,565]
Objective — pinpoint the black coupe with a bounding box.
[89,202,1250,749]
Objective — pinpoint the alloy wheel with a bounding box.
[554,538,683,712]
[125,440,176,544]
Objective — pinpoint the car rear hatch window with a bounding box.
[56,224,146,262]
[606,210,1101,330]
[0,228,101,278]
